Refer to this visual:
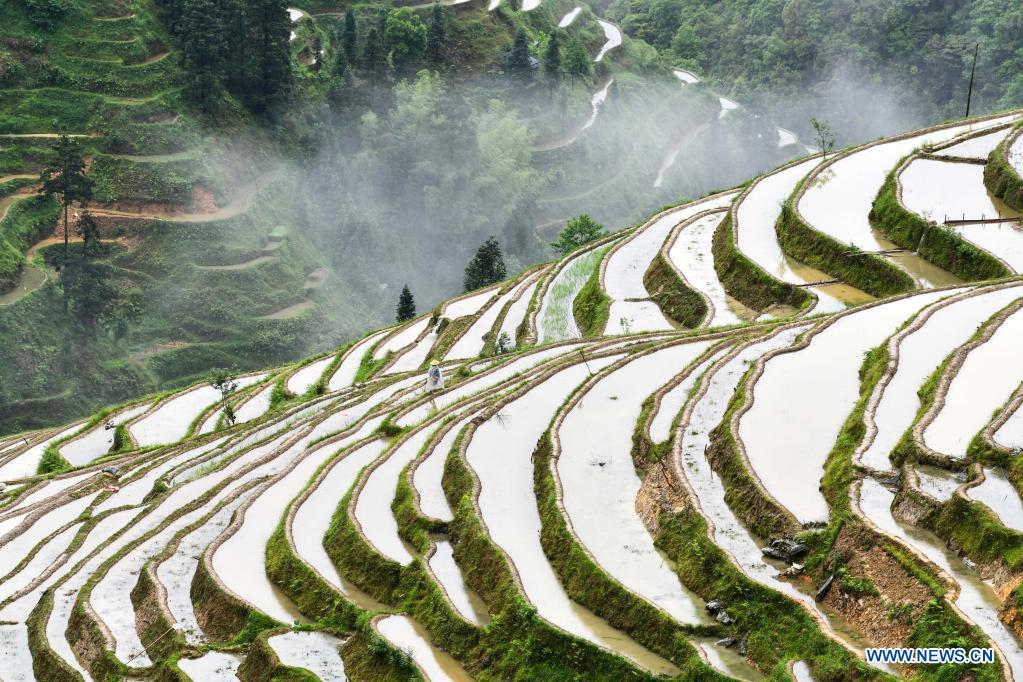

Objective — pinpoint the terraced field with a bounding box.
[7,112,1023,681]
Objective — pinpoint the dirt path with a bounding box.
[197,255,275,271]
[257,300,315,320]
[0,236,124,306]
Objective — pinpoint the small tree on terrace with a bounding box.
[396,284,416,322]
[40,134,93,268]
[810,117,836,161]
[464,237,507,291]
[209,368,239,426]
[563,37,592,87]
[550,214,606,256]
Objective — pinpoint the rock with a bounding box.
[964,557,977,571]
[783,563,804,577]
[738,636,748,656]
[715,637,738,648]
[705,600,722,614]
[762,538,809,563]
[716,610,735,625]
[816,573,835,601]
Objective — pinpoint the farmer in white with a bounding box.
[426,359,444,408]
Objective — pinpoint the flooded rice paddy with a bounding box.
[268,630,346,681]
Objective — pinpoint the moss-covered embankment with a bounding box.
[778,176,916,297]
[869,156,1011,281]
[984,124,1023,212]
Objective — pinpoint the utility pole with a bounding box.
[965,43,979,119]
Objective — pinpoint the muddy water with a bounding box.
[497,274,540,349]
[0,493,95,577]
[678,326,876,652]
[0,422,85,482]
[1010,134,1023,175]
[649,346,729,443]
[914,465,962,502]
[131,374,266,447]
[213,446,338,625]
[538,245,607,343]
[159,497,247,644]
[288,356,334,395]
[398,344,581,427]
[386,322,439,374]
[355,427,437,564]
[558,6,582,26]
[902,158,1019,225]
[948,221,1023,273]
[673,69,700,85]
[375,614,472,681]
[558,343,715,625]
[178,651,243,680]
[798,115,1018,250]
[925,306,1023,459]
[857,478,1023,678]
[859,286,1023,471]
[936,128,1010,159]
[414,415,476,521]
[884,251,963,289]
[330,330,388,390]
[994,402,1023,450]
[697,638,765,680]
[605,194,735,335]
[969,467,1023,533]
[60,402,152,466]
[291,440,386,610]
[95,437,230,514]
[669,212,755,326]
[469,356,681,675]
[741,291,954,523]
[444,287,498,320]
[374,317,430,360]
[268,631,346,681]
[0,523,80,603]
[594,20,621,62]
[429,537,489,624]
[447,284,522,361]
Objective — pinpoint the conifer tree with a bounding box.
[181,0,226,112]
[506,28,532,83]
[464,237,507,291]
[363,27,384,76]
[342,9,358,62]
[563,37,592,87]
[426,2,445,64]
[396,285,416,322]
[327,44,351,106]
[249,0,292,114]
[544,31,561,93]
[40,135,92,267]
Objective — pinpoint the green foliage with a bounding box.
[396,284,416,322]
[25,0,76,28]
[643,248,706,328]
[463,236,506,292]
[563,37,592,87]
[543,31,561,92]
[550,214,606,256]
[59,261,142,337]
[810,117,836,160]
[984,128,1023,212]
[426,3,446,64]
[37,444,70,474]
[506,28,533,83]
[0,194,60,293]
[110,423,131,452]
[39,134,91,263]
[836,567,879,597]
[572,256,610,337]
[385,8,427,76]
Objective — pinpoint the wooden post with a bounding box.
[965,43,979,118]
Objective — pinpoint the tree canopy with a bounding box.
[464,236,507,291]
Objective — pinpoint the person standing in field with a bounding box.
[426,360,444,408]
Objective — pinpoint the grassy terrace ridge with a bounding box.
[984,122,1023,213]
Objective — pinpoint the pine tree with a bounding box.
[327,44,351,106]
[563,37,592,87]
[543,31,561,93]
[396,285,416,322]
[249,0,292,114]
[463,237,507,291]
[426,2,445,64]
[342,9,358,62]
[181,0,226,112]
[506,28,532,84]
[363,27,384,76]
[40,135,92,267]
[78,211,100,261]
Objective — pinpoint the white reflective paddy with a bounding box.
[668,212,751,326]
[60,402,151,466]
[268,630,346,681]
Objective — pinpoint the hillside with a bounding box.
[3,109,1023,679]
[0,0,806,436]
